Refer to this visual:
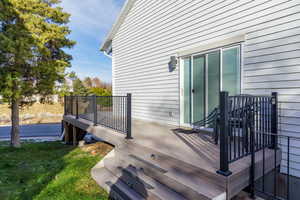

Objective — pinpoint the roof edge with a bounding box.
[100,0,136,53]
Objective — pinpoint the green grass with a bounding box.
[0,142,110,200]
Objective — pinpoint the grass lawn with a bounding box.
[0,141,113,200]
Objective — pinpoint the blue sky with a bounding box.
[60,0,125,83]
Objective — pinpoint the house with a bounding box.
[101,0,300,171]
[101,0,300,132]
[63,0,300,199]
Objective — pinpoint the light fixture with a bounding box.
[168,56,178,72]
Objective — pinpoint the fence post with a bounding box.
[93,95,97,125]
[76,96,79,119]
[271,92,278,149]
[126,93,133,139]
[217,91,232,176]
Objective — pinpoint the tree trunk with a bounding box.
[11,97,21,148]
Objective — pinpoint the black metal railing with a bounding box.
[217,91,278,176]
[192,108,220,144]
[64,94,132,139]
[250,133,300,200]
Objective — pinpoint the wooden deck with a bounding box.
[63,115,280,200]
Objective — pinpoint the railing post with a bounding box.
[64,96,67,115]
[271,92,278,149]
[249,114,256,199]
[76,96,79,119]
[71,96,73,115]
[93,95,97,125]
[126,93,132,139]
[217,91,232,176]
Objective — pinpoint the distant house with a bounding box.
[64,1,300,199]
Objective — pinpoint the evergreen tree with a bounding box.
[0,0,75,147]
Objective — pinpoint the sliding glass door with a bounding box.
[183,57,191,124]
[192,56,205,123]
[207,51,220,114]
[181,45,241,126]
[222,47,241,95]
[182,56,205,124]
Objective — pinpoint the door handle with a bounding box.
[192,89,195,93]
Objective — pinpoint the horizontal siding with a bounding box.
[115,1,300,60]
[112,0,300,175]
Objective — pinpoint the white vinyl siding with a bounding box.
[111,0,300,175]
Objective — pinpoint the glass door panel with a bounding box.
[183,57,191,124]
[192,56,205,123]
[222,47,241,95]
[207,51,220,114]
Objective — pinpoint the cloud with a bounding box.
[60,0,123,40]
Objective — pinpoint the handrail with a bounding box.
[192,108,219,128]
[216,91,278,176]
[64,94,132,139]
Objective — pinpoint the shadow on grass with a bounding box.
[0,142,75,200]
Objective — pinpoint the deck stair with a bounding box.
[92,142,227,200]
[65,92,280,200]
[64,116,280,200]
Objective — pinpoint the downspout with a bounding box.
[102,42,112,59]
[104,51,112,59]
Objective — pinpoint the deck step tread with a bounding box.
[111,150,226,200]
[117,143,226,187]
[125,154,226,199]
[116,166,155,190]
[128,154,168,173]
[91,164,145,200]
[104,157,187,200]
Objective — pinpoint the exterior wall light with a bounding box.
[168,56,178,72]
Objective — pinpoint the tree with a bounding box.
[72,78,88,96]
[89,87,112,96]
[55,79,72,101]
[92,77,102,88]
[68,71,77,81]
[83,77,93,88]
[0,0,75,147]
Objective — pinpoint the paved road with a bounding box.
[0,123,62,139]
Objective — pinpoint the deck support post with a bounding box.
[270,92,278,149]
[73,126,77,146]
[217,91,232,176]
[126,93,133,139]
[63,121,71,144]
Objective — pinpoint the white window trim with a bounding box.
[176,34,246,57]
